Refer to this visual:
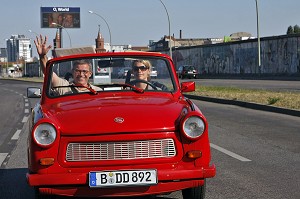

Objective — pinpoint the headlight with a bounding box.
[33,123,57,147]
[182,116,205,139]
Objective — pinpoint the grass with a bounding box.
[191,85,300,110]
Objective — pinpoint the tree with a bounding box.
[287,25,294,34]
[294,25,300,34]
[287,24,300,34]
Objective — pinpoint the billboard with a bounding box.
[41,7,80,28]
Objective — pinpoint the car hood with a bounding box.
[44,95,187,136]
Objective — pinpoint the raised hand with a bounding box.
[34,35,52,57]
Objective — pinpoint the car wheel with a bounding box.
[144,195,157,199]
[182,180,206,199]
[34,188,56,199]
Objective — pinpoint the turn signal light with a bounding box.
[39,158,55,166]
[186,150,202,159]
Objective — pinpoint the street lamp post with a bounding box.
[255,0,261,72]
[88,11,112,52]
[52,23,72,48]
[159,0,172,59]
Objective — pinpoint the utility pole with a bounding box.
[159,0,172,59]
[255,0,261,73]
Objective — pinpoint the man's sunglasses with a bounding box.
[132,66,149,72]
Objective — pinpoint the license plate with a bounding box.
[89,169,157,187]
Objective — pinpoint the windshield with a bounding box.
[47,55,176,97]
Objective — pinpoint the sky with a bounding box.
[1,0,300,57]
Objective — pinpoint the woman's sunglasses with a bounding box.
[132,66,149,72]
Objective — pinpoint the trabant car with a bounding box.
[26,51,216,199]
[177,65,199,79]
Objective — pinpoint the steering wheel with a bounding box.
[129,79,158,90]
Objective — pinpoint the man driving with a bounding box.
[34,35,101,95]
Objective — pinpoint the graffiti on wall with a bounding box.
[166,34,300,75]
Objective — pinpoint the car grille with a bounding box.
[66,139,176,162]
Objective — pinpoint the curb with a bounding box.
[184,94,300,117]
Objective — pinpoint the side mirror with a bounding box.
[181,81,195,93]
[27,87,41,98]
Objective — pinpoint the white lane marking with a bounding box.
[22,116,29,123]
[210,143,252,162]
[0,153,8,166]
[11,129,22,140]
[25,99,28,102]
[25,103,29,107]
[24,109,29,114]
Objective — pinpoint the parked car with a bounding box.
[26,51,216,199]
[150,66,158,78]
[117,67,131,78]
[177,65,199,79]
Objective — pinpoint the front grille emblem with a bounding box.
[114,117,124,123]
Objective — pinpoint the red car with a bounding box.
[26,51,216,198]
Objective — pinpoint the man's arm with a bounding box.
[39,54,61,87]
[39,54,47,75]
[34,35,61,87]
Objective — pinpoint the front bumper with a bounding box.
[27,164,216,197]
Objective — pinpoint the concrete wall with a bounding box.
[166,34,300,75]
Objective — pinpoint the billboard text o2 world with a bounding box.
[41,7,80,28]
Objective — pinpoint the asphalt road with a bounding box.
[197,100,300,199]
[0,79,299,199]
[0,80,39,168]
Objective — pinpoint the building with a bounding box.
[95,26,106,53]
[229,32,255,41]
[0,48,7,63]
[149,34,223,52]
[94,27,147,52]
[149,30,256,52]
[6,35,32,62]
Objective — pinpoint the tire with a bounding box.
[34,188,56,199]
[182,181,206,199]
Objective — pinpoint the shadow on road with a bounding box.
[0,168,34,198]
